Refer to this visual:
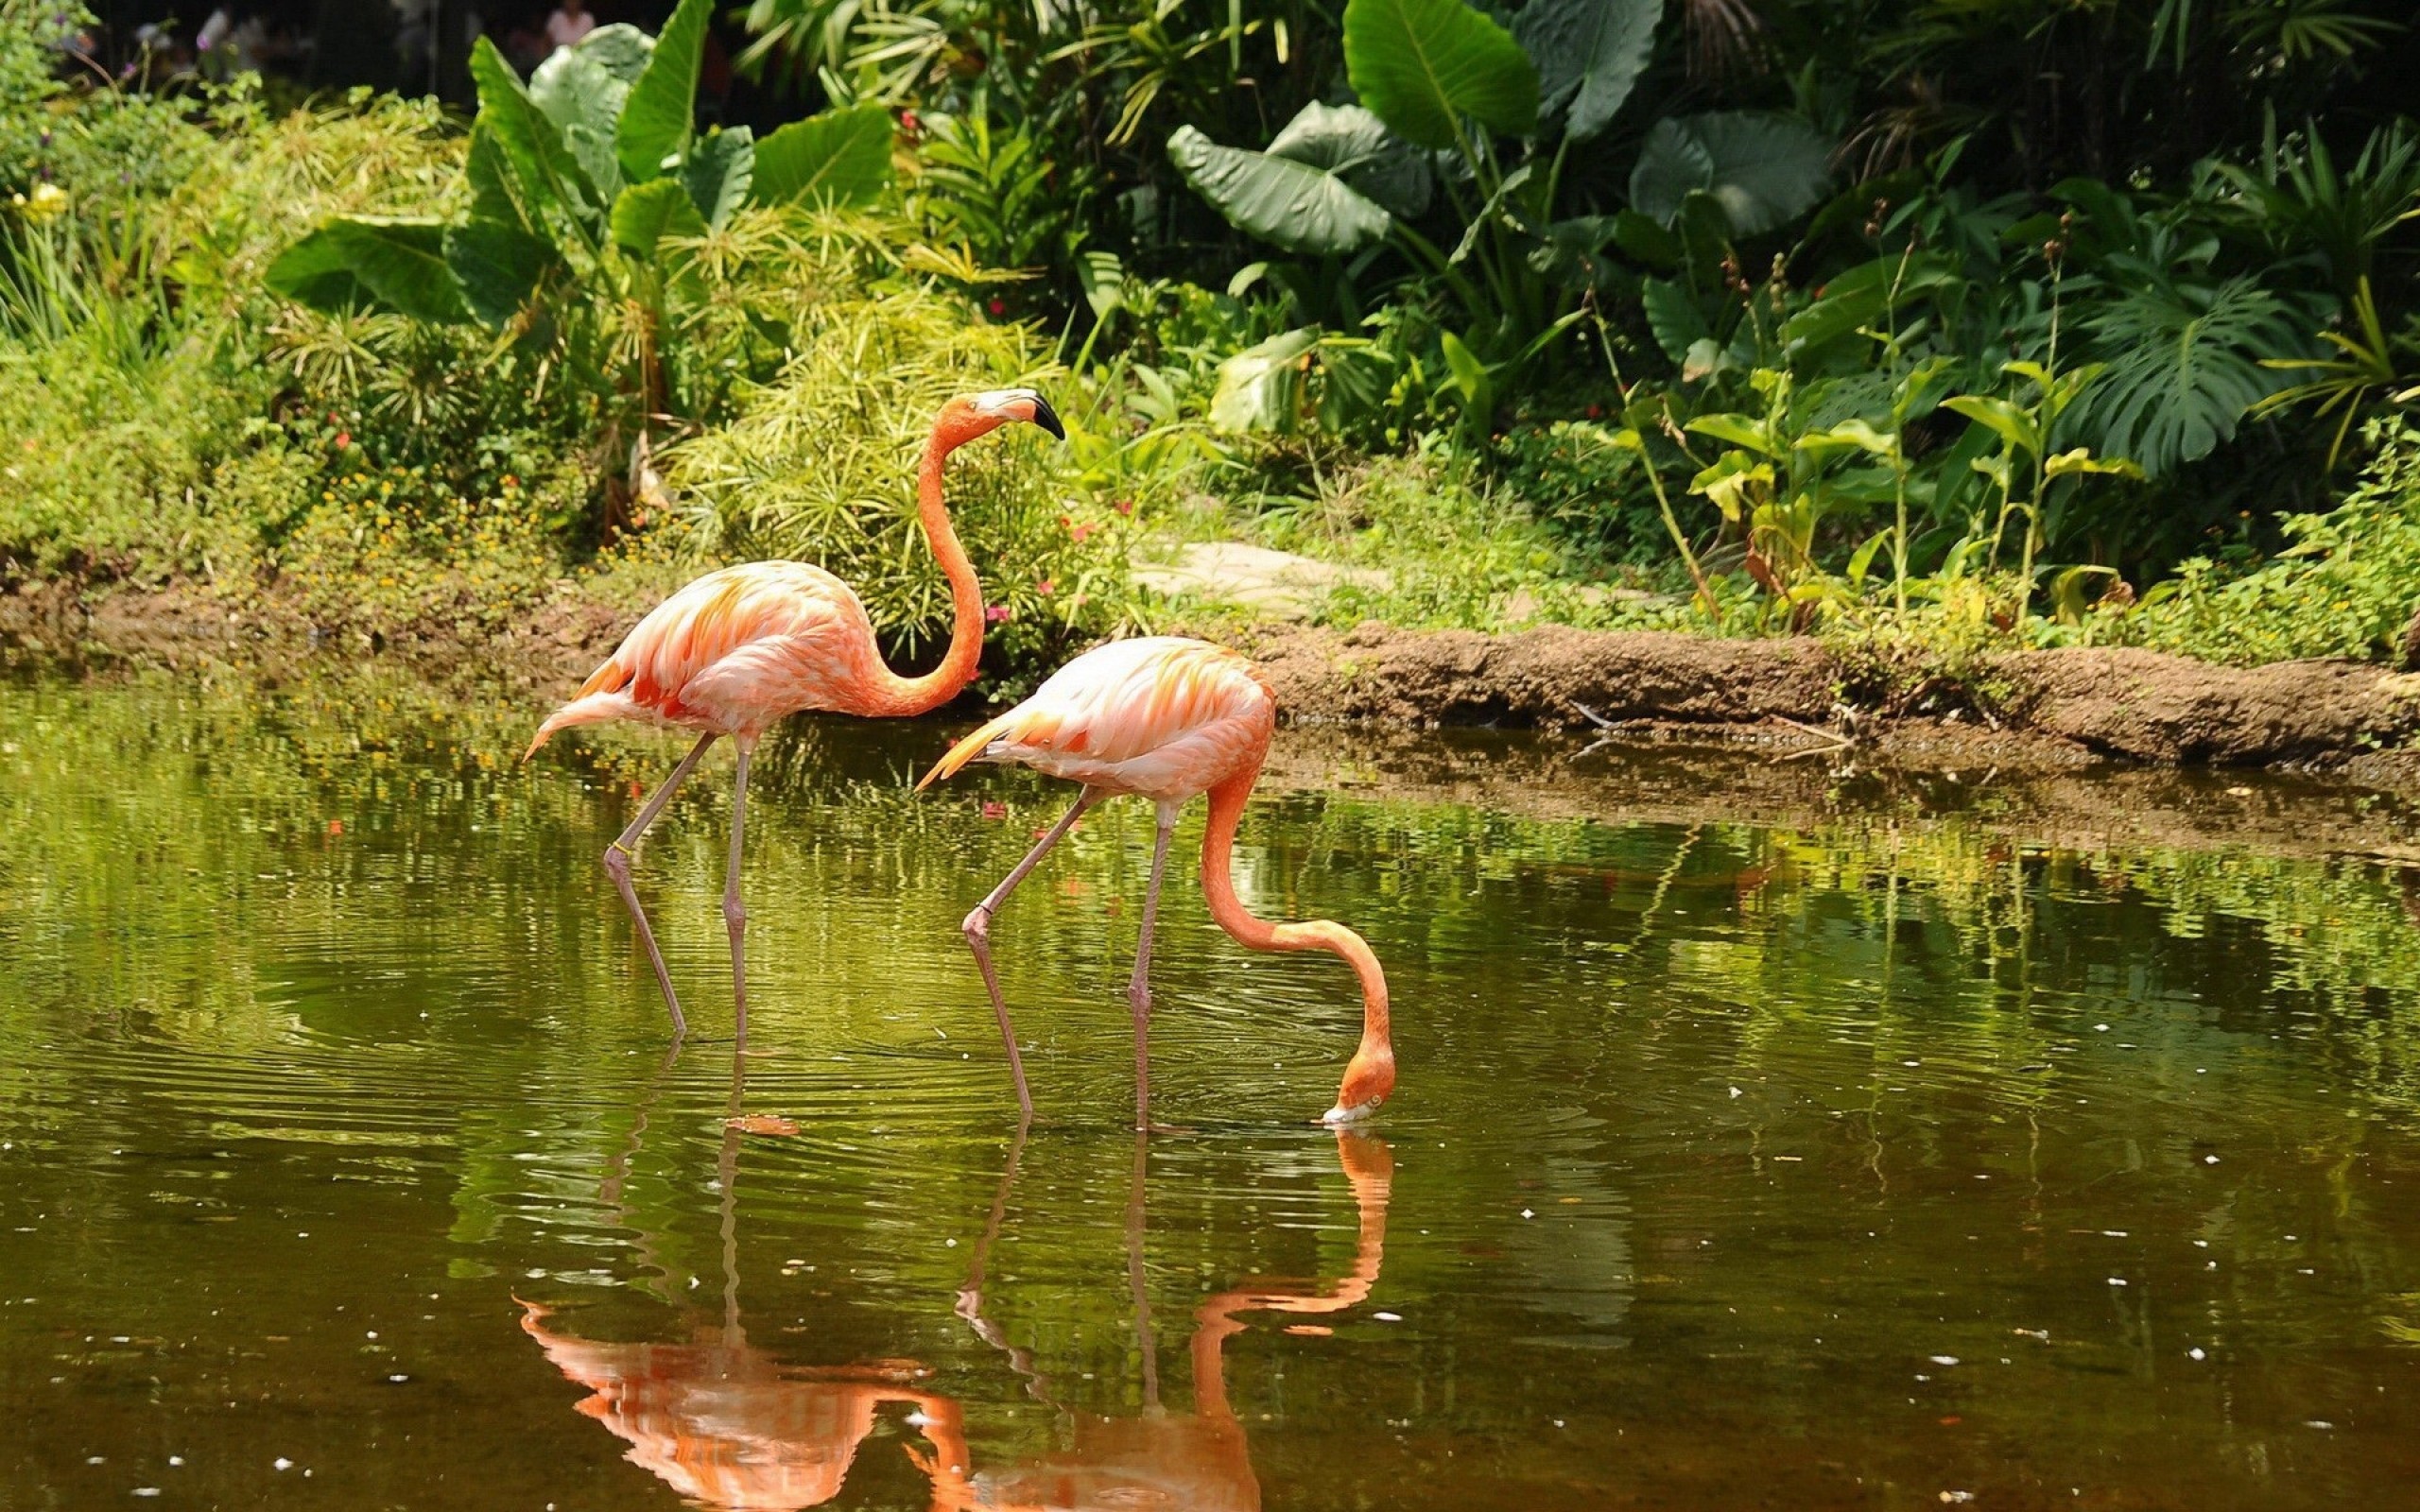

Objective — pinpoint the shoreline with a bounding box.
[13,580,2420,794]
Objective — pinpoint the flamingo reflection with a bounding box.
[524,1059,1392,1511]
[520,1040,973,1511]
[941,1128,1393,1512]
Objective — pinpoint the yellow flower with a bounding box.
[20,182,67,223]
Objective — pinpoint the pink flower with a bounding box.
[984,604,1013,624]
[1035,578,1055,596]
[986,298,1007,318]
[900,110,921,133]
[1112,498,1134,517]
[335,432,351,449]
[980,801,1007,820]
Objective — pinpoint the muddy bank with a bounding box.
[15,581,2420,783]
[1235,622,2420,771]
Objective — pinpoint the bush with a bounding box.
[2133,419,2420,665]
[670,222,1138,679]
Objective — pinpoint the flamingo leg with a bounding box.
[1127,802,1179,1131]
[961,787,1100,1121]
[724,739,753,1042]
[602,731,717,1038]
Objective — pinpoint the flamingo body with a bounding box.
[924,636,1395,1125]
[927,637,1273,800]
[527,561,896,753]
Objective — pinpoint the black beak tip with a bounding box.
[1030,395,1065,441]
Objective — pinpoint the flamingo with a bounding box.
[919,636,1395,1127]
[525,390,1063,1037]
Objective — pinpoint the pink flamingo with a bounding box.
[525,390,1063,1036]
[920,636,1395,1126]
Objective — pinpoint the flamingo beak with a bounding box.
[1028,393,1064,440]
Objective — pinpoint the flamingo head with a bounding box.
[942,388,1064,446]
[1323,1044,1395,1125]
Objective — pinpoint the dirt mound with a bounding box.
[1231,621,2420,770]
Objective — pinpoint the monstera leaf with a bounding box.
[1168,102,1420,257]
[750,104,893,208]
[1343,0,1539,150]
[2069,276,2314,475]
[1514,0,1660,143]
[1629,112,1833,234]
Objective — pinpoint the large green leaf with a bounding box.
[1630,112,1833,234]
[615,0,713,185]
[468,37,600,234]
[531,44,630,204]
[612,177,711,262]
[445,220,556,328]
[1211,327,1322,432]
[1343,0,1539,150]
[1168,121,1394,257]
[572,22,654,83]
[267,216,469,325]
[2069,276,2313,475]
[1514,0,1660,143]
[750,105,893,209]
[682,128,755,230]
[1268,100,1432,218]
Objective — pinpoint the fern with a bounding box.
[2067,275,2318,476]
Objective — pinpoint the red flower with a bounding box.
[335,433,351,449]
[984,604,1013,624]
[986,298,1008,317]
[1035,578,1055,596]
[900,110,922,133]
[1585,404,1603,420]
[980,801,1007,820]
[1112,498,1134,517]
[326,819,343,836]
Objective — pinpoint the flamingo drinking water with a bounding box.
[526,390,1064,1036]
[920,636,1395,1126]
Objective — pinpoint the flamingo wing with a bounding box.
[921,637,1271,800]
[527,562,872,754]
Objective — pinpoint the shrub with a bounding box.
[2134,420,2420,665]
[669,222,1138,679]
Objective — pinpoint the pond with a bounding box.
[6,666,2420,1509]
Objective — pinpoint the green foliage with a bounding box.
[669,231,1139,676]
[2134,419,2420,663]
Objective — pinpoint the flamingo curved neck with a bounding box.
[1200,764,1393,1068]
[874,433,987,716]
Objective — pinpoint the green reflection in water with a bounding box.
[6,669,2420,1508]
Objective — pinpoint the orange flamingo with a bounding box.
[919,636,1394,1126]
[527,390,1063,1036]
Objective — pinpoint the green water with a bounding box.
[6,669,2420,1510]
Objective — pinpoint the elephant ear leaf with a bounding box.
[1513,0,1660,143]
[446,220,557,328]
[615,0,712,184]
[268,216,470,325]
[749,105,893,208]
[468,37,600,232]
[1267,100,1431,218]
[683,127,755,230]
[1343,0,1539,151]
[1631,112,1832,235]
[530,44,630,203]
[1169,118,1395,257]
[613,176,710,261]
[572,22,654,84]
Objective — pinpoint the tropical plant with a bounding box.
[266,0,895,527]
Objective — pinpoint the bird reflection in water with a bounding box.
[522,1041,1392,1511]
[519,1040,974,1510]
[942,1127,1393,1512]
